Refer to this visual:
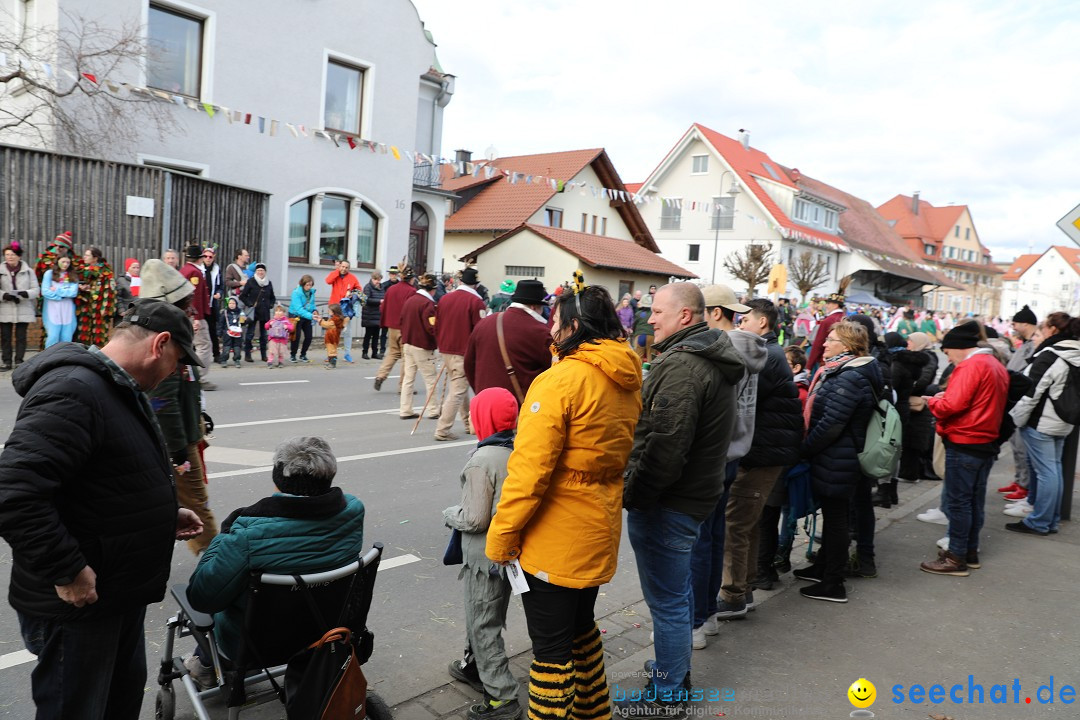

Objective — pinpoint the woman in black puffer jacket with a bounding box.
[872,332,931,508]
[361,271,386,359]
[796,320,882,603]
[898,331,939,480]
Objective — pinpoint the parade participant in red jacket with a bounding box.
[180,243,215,388]
[433,268,487,441]
[399,274,439,419]
[806,291,846,372]
[464,279,552,400]
[920,321,1008,577]
[374,270,417,391]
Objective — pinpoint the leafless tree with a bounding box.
[789,250,830,303]
[722,241,773,298]
[0,9,178,157]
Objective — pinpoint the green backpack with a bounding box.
[858,384,903,480]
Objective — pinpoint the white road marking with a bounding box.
[364,374,400,380]
[203,446,276,466]
[206,439,474,479]
[0,554,427,672]
[237,380,311,386]
[0,649,34,670]
[215,408,400,428]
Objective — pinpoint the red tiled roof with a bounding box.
[625,182,643,194]
[444,149,603,232]
[1001,253,1041,281]
[1053,246,1080,277]
[464,223,696,279]
[788,171,958,288]
[691,124,847,251]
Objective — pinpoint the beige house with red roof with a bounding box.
[999,247,1080,318]
[441,148,689,295]
[877,194,1001,316]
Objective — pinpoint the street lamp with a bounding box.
[710,170,742,284]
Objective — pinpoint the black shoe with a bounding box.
[290,355,297,363]
[362,352,370,360]
[793,564,824,582]
[713,597,747,620]
[773,546,792,574]
[846,552,877,579]
[448,659,485,694]
[750,568,778,590]
[965,550,981,569]
[1005,521,1048,536]
[373,353,383,359]
[244,354,254,363]
[799,581,848,603]
[0,363,12,372]
[745,590,756,611]
[468,698,522,720]
[374,377,384,391]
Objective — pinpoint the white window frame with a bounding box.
[144,0,216,103]
[688,244,700,262]
[712,196,735,231]
[660,201,682,231]
[321,49,374,138]
[282,188,387,270]
[691,155,709,174]
[544,207,563,228]
[823,208,838,231]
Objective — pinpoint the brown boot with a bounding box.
[920,550,969,577]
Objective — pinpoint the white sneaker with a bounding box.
[691,625,708,650]
[701,615,719,636]
[936,536,949,550]
[183,655,217,689]
[917,508,948,525]
[1004,504,1034,517]
[1005,499,1033,510]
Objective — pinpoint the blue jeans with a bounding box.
[627,507,702,696]
[17,607,147,720]
[943,447,994,556]
[1020,426,1064,533]
[689,460,738,627]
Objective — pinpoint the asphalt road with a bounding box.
[0,355,646,719]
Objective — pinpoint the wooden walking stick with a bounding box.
[411,361,447,435]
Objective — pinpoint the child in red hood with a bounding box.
[443,388,522,719]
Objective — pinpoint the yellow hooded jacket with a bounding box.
[486,338,642,588]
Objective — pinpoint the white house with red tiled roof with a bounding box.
[999,247,1080,318]
[877,194,1002,316]
[634,124,853,297]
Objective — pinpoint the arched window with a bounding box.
[287,193,379,268]
[409,203,430,272]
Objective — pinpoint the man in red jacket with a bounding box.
[399,273,440,419]
[374,270,417,391]
[325,261,362,363]
[433,268,487,440]
[180,243,215,389]
[920,321,1008,577]
[806,291,845,373]
[464,279,552,400]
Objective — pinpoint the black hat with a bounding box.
[510,279,547,305]
[941,322,981,350]
[884,331,907,349]
[1012,305,1037,325]
[388,265,400,274]
[254,262,267,271]
[984,325,1000,338]
[461,267,480,285]
[125,298,202,367]
[272,461,331,496]
[184,243,203,260]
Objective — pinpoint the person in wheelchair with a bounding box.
[183,435,365,686]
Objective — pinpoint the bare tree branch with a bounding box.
[0,9,180,156]
[789,250,830,303]
[722,241,774,299]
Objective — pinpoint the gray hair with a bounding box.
[273,436,337,483]
[660,282,705,319]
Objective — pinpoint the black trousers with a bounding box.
[851,477,876,557]
[362,325,380,355]
[520,573,598,664]
[818,495,850,586]
[290,317,313,357]
[1,322,28,364]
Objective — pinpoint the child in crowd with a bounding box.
[41,255,80,347]
[218,297,244,367]
[785,345,810,407]
[316,303,346,369]
[443,387,521,720]
[264,304,294,368]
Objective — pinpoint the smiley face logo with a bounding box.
[847,678,876,709]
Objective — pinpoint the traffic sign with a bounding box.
[1057,202,1080,245]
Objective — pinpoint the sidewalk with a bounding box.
[390,458,1079,720]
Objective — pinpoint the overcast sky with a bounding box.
[410,0,1077,263]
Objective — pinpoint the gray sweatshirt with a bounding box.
[724,328,768,462]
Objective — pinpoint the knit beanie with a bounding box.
[470,387,519,442]
[272,461,332,496]
[941,322,981,349]
[884,331,907,349]
[1012,305,1037,325]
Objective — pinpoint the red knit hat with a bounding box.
[469,388,519,442]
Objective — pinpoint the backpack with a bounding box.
[858,383,903,479]
[1048,352,1080,425]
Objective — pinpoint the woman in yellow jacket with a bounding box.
[486,285,642,720]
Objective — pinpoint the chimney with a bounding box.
[911,191,920,215]
[737,128,750,150]
[790,168,801,182]
[454,149,472,178]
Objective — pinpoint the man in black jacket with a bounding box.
[0,299,204,720]
[620,283,745,716]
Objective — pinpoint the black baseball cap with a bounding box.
[125,298,203,367]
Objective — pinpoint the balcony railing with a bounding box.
[413,162,442,188]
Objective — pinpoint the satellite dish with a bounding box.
[485,145,498,161]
